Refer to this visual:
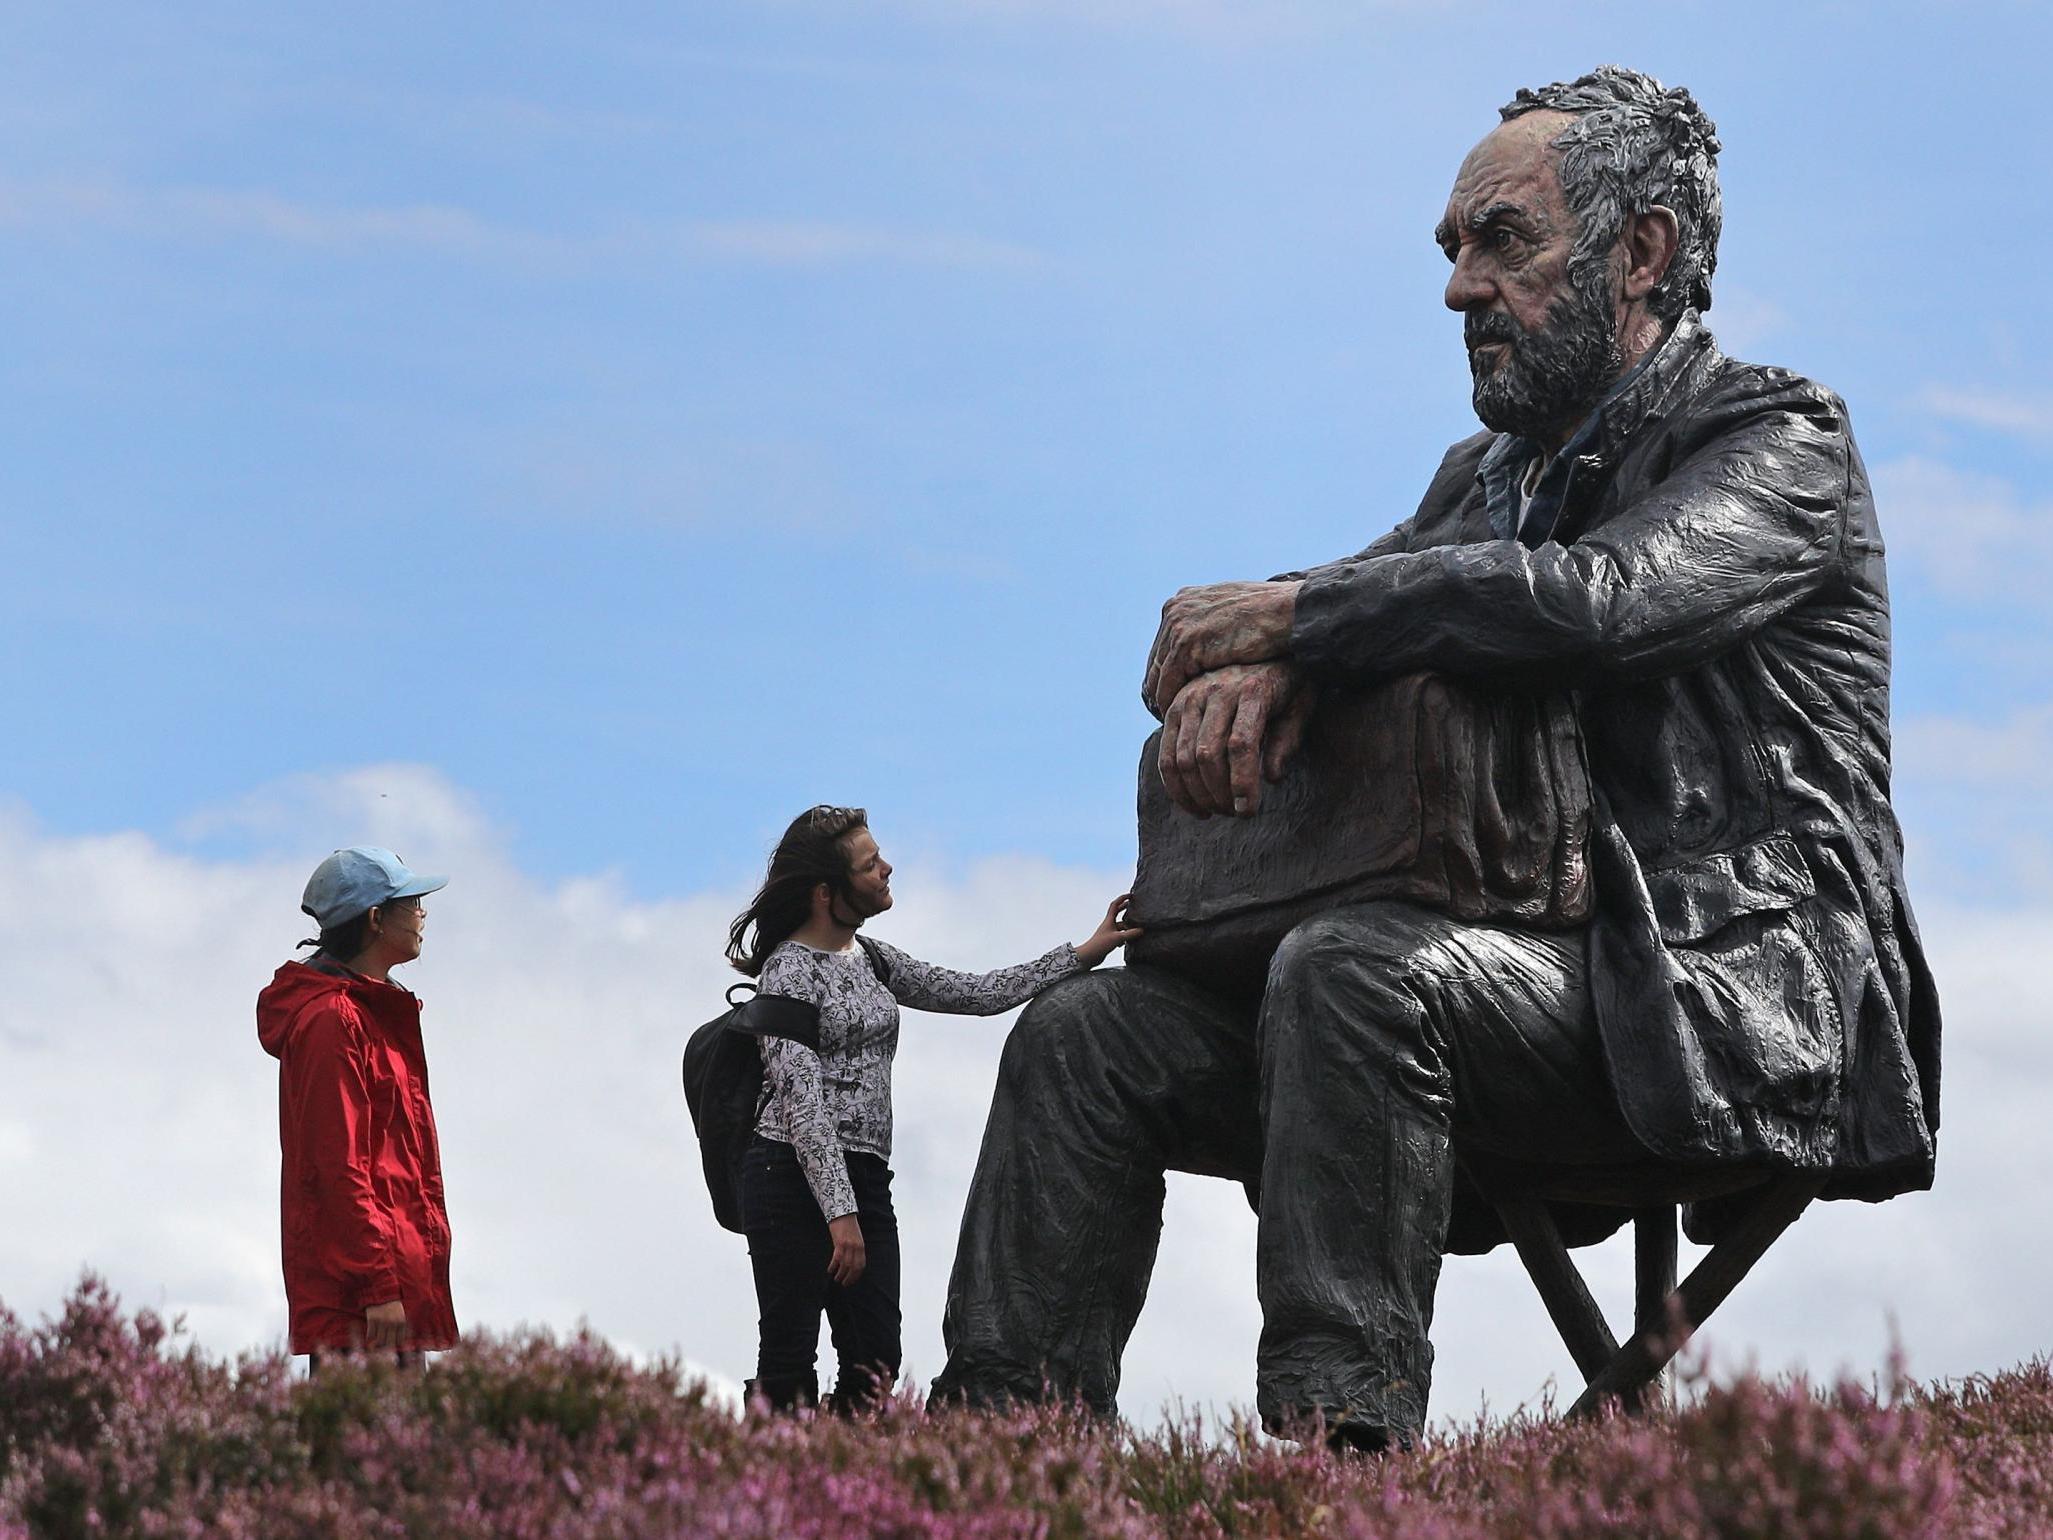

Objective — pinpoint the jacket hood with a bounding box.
[256,959,369,1058]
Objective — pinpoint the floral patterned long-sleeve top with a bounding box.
[753,936,1083,1220]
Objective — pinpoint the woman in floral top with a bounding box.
[725,805,1140,1412]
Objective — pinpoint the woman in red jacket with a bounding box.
[256,847,456,1362]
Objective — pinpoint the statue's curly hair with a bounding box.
[1501,66,1722,320]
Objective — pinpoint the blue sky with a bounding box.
[5,0,2047,894]
[4,1,2053,1420]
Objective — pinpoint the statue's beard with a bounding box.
[1465,268,1622,442]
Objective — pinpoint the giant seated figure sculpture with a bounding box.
[928,67,1940,1450]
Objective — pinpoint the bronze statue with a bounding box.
[929,66,1940,1450]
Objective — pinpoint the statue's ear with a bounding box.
[1622,205,1680,303]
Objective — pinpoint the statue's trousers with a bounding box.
[931,899,1642,1436]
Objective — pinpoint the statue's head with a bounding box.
[1437,67,1721,446]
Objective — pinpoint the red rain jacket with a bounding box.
[256,960,458,1353]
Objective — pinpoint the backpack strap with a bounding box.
[729,992,821,1053]
[855,933,892,988]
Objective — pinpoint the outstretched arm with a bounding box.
[867,937,1091,1015]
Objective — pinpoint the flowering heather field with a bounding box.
[3,1279,2050,1538]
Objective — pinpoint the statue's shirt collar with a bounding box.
[1476,310,1716,544]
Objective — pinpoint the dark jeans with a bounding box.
[740,1135,902,1412]
[929,899,1643,1440]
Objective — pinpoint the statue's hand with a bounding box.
[1158,661,1314,818]
[1143,581,1300,718]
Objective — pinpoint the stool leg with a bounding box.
[1570,1175,1825,1421]
[1495,1195,1620,1387]
[1633,1206,1679,1408]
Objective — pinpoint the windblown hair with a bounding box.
[1500,65,1722,321]
[726,805,871,977]
[297,912,375,963]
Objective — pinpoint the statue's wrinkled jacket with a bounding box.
[1289,312,1938,1200]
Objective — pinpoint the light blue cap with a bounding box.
[301,846,449,929]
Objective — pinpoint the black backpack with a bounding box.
[682,937,890,1233]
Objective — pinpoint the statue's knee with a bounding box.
[1269,903,1451,998]
[1264,903,1455,1061]
[994,1012,1055,1090]
[995,971,1113,1090]
[1268,910,1378,998]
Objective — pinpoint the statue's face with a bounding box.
[1437,113,1622,443]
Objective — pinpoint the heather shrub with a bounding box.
[1,1275,2048,1538]
[294,1327,707,1474]
[1911,1358,2053,1536]
[0,1278,308,1539]
[1121,1409,1352,1537]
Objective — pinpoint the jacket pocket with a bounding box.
[1645,830,1815,946]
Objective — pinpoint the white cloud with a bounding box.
[0,175,1042,273]
[1896,704,2053,798]
[0,766,2044,1428]
[1918,385,2053,444]
[1870,455,2053,600]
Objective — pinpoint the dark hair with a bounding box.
[298,911,374,963]
[1500,65,1722,321]
[726,805,870,977]
[296,896,419,965]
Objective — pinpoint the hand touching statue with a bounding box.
[1075,895,1145,967]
